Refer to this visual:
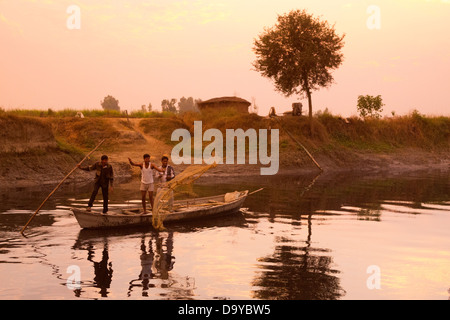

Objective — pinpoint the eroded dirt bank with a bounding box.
[0,115,448,188]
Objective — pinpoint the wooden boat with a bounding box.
[71,190,248,229]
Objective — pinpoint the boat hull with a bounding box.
[71,191,248,229]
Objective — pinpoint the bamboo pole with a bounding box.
[248,188,264,196]
[20,139,106,236]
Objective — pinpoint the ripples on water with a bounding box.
[0,170,449,300]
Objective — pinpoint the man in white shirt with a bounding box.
[128,154,164,214]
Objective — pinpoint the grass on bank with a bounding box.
[1,107,448,153]
[315,109,450,151]
[0,108,176,119]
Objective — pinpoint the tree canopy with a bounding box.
[178,96,201,113]
[161,99,177,113]
[101,95,120,112]
[161,97,201,113]
[253,9,345,128]
[357,95,384,119]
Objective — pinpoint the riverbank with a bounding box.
[0,111,448,188]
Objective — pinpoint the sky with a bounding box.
[0,0,449,116]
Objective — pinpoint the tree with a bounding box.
[101,95,120,112]
[253,9,345,132]
[141,103,152,113]
[178,96,200,113]
[357,95,384,119]
[161,99,177,113]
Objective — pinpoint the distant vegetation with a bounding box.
[178,97,201,113]
[161,96,201,114]
[0,108,176,119]
[101,95,121,112]
[0,96,200,118]
[357,95,385,119]
[141,103,153,113]
[161,98,178,113]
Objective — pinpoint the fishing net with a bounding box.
[152,163,217,230]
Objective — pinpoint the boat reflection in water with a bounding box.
[72,228,197,299]
[70,210,248,299]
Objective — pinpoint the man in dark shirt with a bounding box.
[78,155,114,214]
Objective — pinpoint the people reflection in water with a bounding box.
[87,243,113,297]
[128,232,175,296]
[138,237,155,292]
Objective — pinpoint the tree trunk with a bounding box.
[303,74,314,135]
[306,89,313,135]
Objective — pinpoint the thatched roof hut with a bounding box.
[197,96,251,113]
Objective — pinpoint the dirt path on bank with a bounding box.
[106,118,171,170]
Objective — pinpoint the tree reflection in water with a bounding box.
[252,215,345,300]
[252,172,345,300]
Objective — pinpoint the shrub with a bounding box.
[357,95,384,119]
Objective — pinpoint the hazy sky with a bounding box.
[1,0,449,116]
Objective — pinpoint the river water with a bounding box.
[0,169,449,300]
